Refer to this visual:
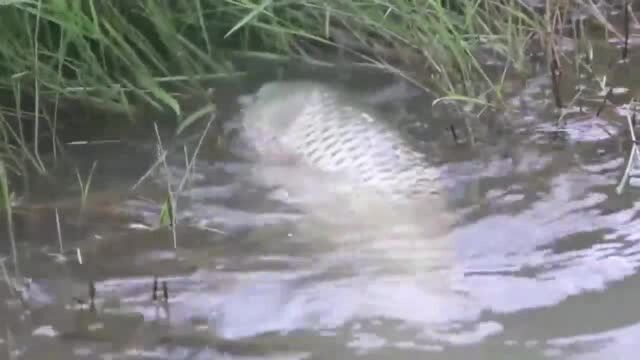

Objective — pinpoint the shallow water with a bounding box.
[3,26,640,360]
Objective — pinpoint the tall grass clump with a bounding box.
[0,0,622,167]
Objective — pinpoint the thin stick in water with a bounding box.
[75,161,98,211]
[55,208,63,254]
[616,109,640,194]
[162,280,168,302]
[177,114,215,193]
[131,150,168,190]
[152,275,158,301]
[549,46,563,109]
[153,123,178,248]
[0,258,16,297]
[89,280,96,312]
[616,143,638,194]
[32,0,46,172]
[596,88,613,117]
[0,162,18,280]
[622,0,630,60]
[449,125,459,144]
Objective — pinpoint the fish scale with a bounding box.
[239,80,443,202]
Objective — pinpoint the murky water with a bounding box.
[3,26,640,359]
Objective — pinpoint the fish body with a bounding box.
[238,80,443,203]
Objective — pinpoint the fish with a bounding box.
[237,80,445,204]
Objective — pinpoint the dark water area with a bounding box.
[2,20,640,360]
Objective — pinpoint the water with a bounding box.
[2,32,640,360]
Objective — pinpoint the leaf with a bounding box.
[0,161,10,210]
[147,81,181,116]
[176,103,215,135]
[224,0,273,39]
[0,0,33,5]
[159,194,175,228]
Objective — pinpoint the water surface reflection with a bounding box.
[2,54,640,359]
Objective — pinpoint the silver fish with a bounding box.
[238,80,444,203]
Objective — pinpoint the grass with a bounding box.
[0,1,627,216]
[0,160,17,277]
[0,1,595,120]
[617,100,640,195]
